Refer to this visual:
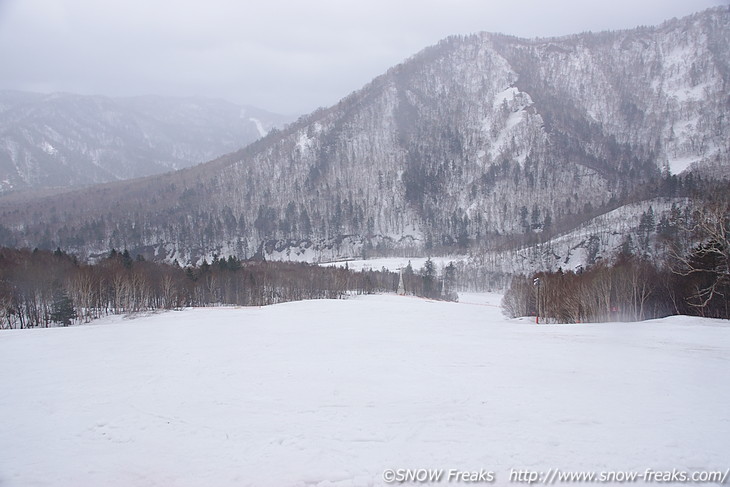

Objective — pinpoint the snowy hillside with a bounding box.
[267,197,689,279]
[0,91,291,192]
[1,295,728,486]
[471,197,693,275]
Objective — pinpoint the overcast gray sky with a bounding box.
[0,0,727,115]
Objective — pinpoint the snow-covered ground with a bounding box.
[323,256,466,272]
[1,295,728,486]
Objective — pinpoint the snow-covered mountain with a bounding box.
[0,91,291,192]
[0,7,727,265]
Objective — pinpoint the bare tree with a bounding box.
[672,201,730,317]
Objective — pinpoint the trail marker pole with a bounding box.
[533,277,541,324]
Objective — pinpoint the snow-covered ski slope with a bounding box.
[1,294,728,486]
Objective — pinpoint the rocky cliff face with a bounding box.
[0,7,727,265]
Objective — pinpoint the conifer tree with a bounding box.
[50,291,76,326]
[422,258,437,298]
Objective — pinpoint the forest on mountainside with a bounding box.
[502,196,730,320]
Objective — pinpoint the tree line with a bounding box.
[0,248,454,330]
[0,248,455,329]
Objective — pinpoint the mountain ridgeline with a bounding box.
[0,7,728,264]
[0,92,290,192]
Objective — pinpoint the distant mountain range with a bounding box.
[0,7,727,267]
[0,91,292,192]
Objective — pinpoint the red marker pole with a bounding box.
[533,277,541,325]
